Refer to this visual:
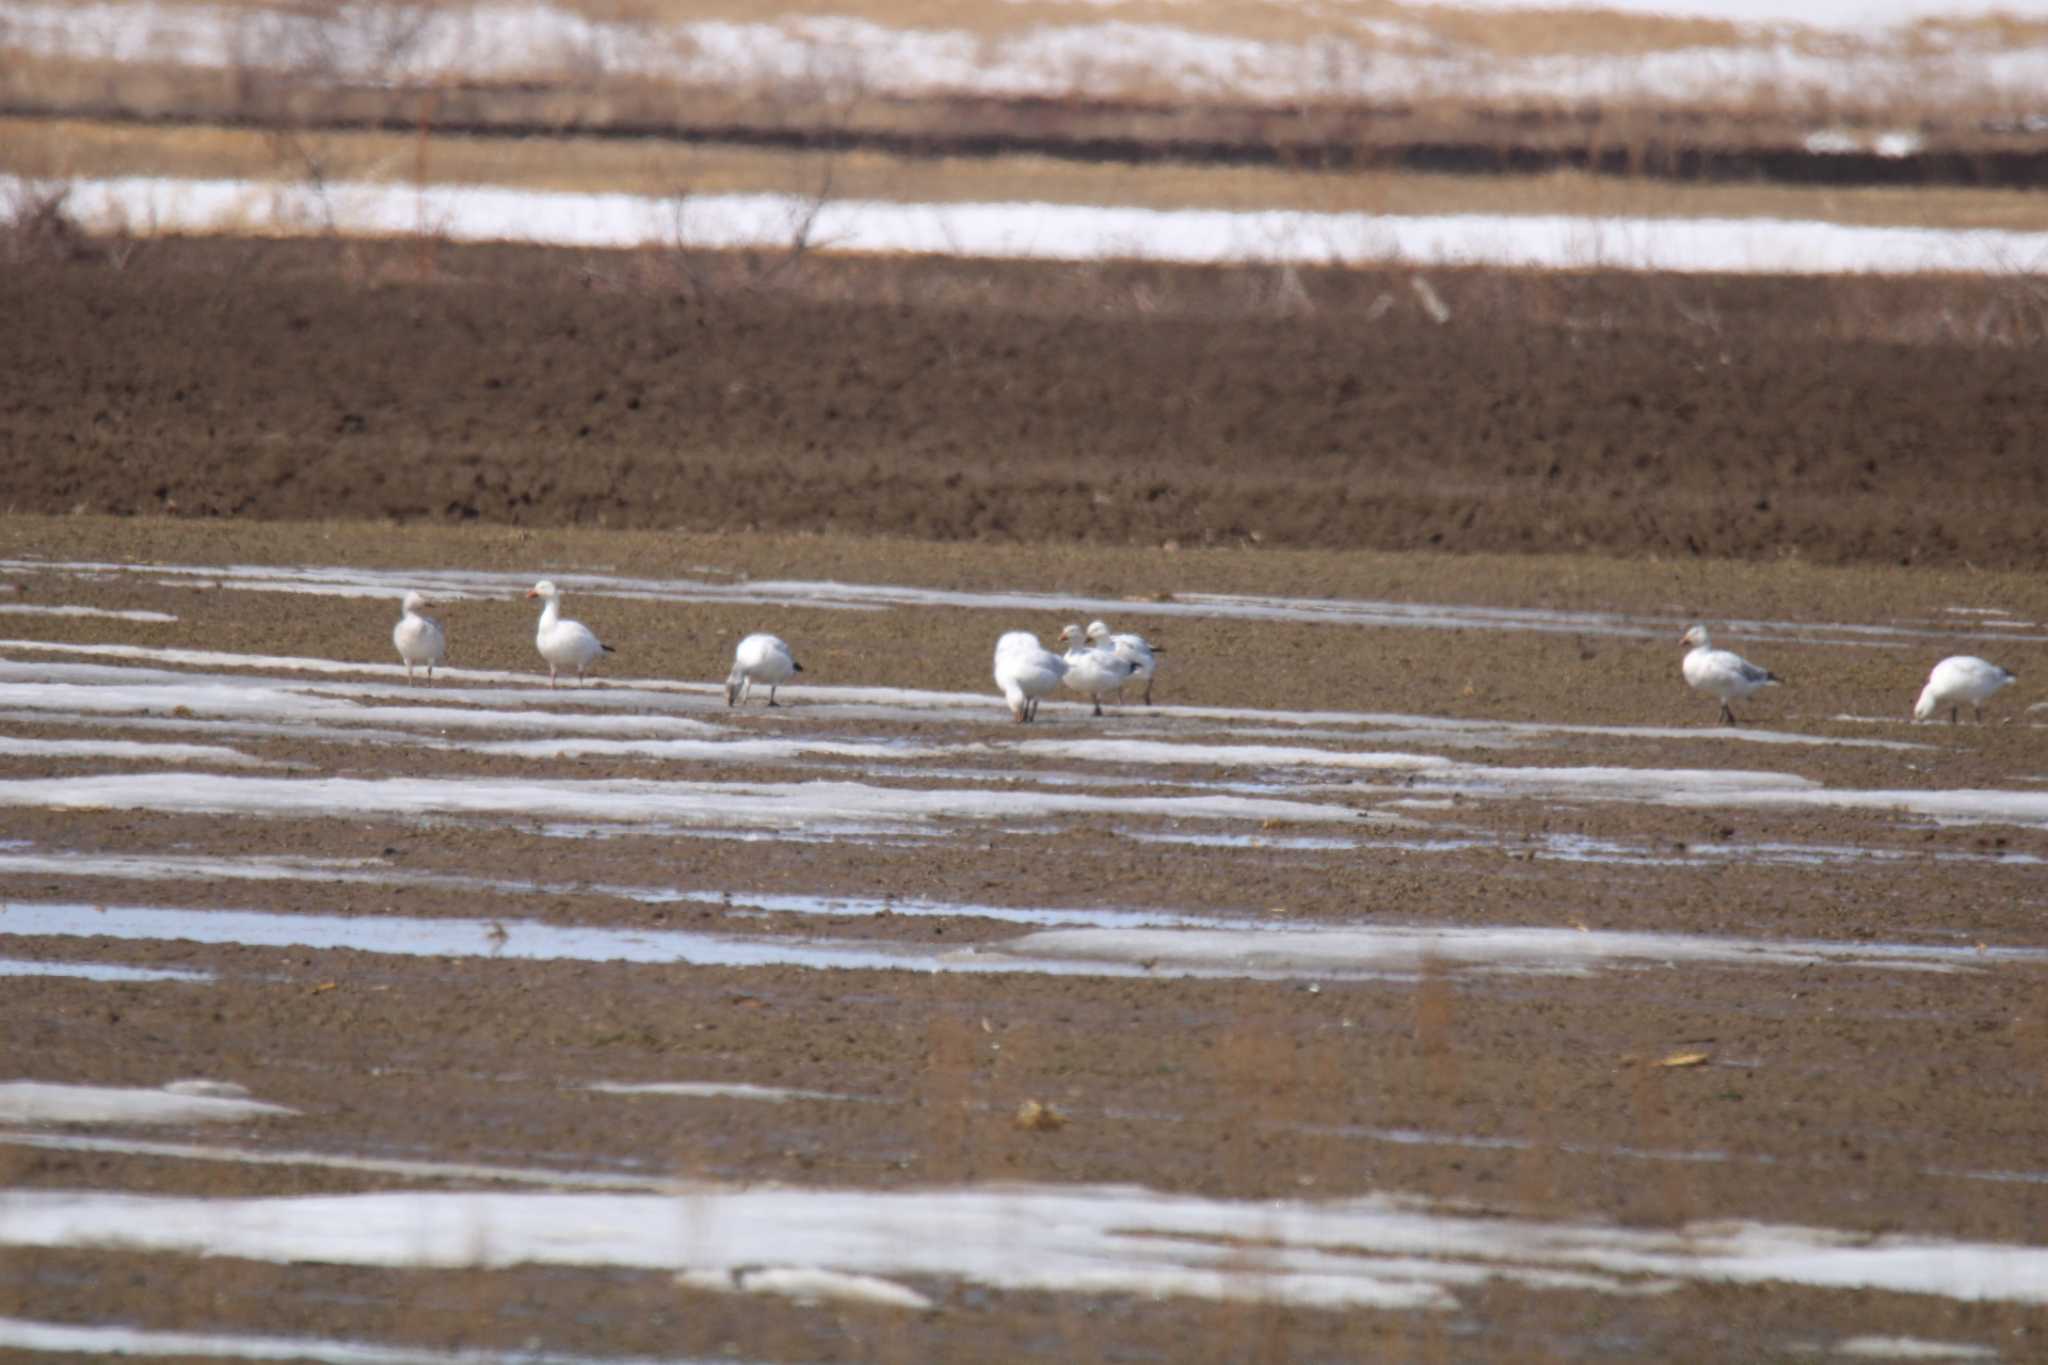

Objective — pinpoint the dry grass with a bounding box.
[6,115,2046,234]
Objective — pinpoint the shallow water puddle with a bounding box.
[8,1180,2048,1311]
[5,900,2033,983]
[0,900,976,974]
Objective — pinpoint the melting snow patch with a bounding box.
[19,173,2048,277]
[589,1080,861,1104]
[0,957,211,983]
[0,737,270,766]
[5,1182,2048,1309]
[1826,1337,2001,1360]
[678,1266,936,1311]
[0,1080,295,1125]
[961,924,2048,978]
[0,772,1356,830]
[6,902,2033,983]
[0,1315,721,1364]
[0,604,176,622]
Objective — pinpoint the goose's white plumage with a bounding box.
[392,590,446,685]
[1085,619,1163,706]
[525,580,613,688]
[994,631,1066,723]
[1914,655,2015,724]
[1680,624,1780,726]
[1057,623,1138,717]
[727,633,803,706]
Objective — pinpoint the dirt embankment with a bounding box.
[3,238,2044,568]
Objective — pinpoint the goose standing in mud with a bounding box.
[1057,623,1138,717]
[1680,624,1780,725]
[1086,619,1163,706]
[994,631,1066,723]
[392,590,446,685]
[526,580,614,688]
[727,633,803,706]
[1914,656,2015,724]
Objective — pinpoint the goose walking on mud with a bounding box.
[1057,623,1138,717]
[526,580,614,688]
[727,634,803,707]
[1680,624,1780,726]
[1086,620,1164,706]
[994,631,1066,723]
[1914,656,2015,724]
[392,590,446,685]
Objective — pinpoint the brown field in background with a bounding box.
[8,116,2048,231]
[3,233,2045,568]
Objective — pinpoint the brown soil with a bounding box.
[1,237,2048,1360]
[4,238,2047,568]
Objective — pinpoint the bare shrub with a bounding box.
[1,180,100,264]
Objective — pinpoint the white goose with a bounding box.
[727,633,803,707]
[1085,619,1163,706]
[1680,624,1780,726]
[994,631,1066,723]
[525,580,614,688]
[391,590,446,685]
[1914,656,2015,724]
[1057,623,1137,717]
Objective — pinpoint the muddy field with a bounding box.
[1,239,2047,1362]
[5,239,2048,567]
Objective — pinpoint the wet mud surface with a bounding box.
[0,240,2039,1358]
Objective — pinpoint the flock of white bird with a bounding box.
[1679,623,2018,727]
[393,585,2014,726]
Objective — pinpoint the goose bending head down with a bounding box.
[994,631,1066,723]
[728,633,803,707]
[392,590,447,685]
[1914,655,2015,725]
[1679,624,1780,726]
[525,580,614,688]
[1057,623,1137,718]
[1085,620,1163,706]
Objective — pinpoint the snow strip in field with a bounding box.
[9,1181,2048,1311]
[25,174,2048,276]
[0,1081,294,1125]
[0,1316,725,1365]
[11,559,2044,652]
[4,901,2034,982]
[0,958,211,982]
[0,1131,680,1192]
[0,0,2038,113]
[0,850,1242,930]
[0,650,1931,762]
[0,604,176,622]
[962,925,2048,977]
[588,1080,858,1104]
[0,772,1359,829]
[1817,1339,2001,1361]
[0,736,270,766]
